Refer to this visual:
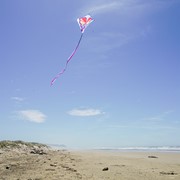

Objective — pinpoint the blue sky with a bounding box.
[1,0,180,149]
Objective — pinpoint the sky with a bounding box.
[0,0,180,149]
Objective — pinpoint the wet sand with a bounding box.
[0,149,180,179]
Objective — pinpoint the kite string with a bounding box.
[51,33,84,86]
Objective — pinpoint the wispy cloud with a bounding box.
[11,96,24,102]
[143,111,174,121]
[85,28,151,53]
[107,123,179,130]
[17,109,46,123]
[79,1,176,54]
[67,108,104,117]
[82,1,122,15]
[80,0,178,16]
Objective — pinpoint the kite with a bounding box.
[51,15,94,86]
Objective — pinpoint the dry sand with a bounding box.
[0,149,180,180]
[72,151,180,180]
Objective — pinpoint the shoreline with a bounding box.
[69,148,180,153]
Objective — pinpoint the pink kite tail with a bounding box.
[51,33,83,86]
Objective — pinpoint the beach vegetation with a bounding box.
[0,140,48,149]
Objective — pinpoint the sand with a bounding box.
[0,149,180,180]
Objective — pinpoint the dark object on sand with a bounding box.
[160,171,177,175]
[30,148,47,155]
[102,167,109,171]
[5,166,10,170]
[148,156,158,158]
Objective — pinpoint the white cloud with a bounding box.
[80,0,178,16]
[84,28,150,53]
[143,111,174,122]
[83,1,121,15]
[17,109,46,123]
[11,96,24,102]
[68,108,104,117]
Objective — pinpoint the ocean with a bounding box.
[95,146,180,152]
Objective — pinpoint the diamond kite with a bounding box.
[51,15,94,86]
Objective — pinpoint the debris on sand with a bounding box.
[102,167,109,171]
[148,156,158,159]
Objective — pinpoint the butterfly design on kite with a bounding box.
[51,15,94,86]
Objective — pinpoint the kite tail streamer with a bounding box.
[51,33,84,86]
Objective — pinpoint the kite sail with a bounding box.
[51,15,94,86]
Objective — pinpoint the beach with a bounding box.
[72,151,180,180]
[0,145,180,180]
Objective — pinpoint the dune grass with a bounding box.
[0,140,48,149]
